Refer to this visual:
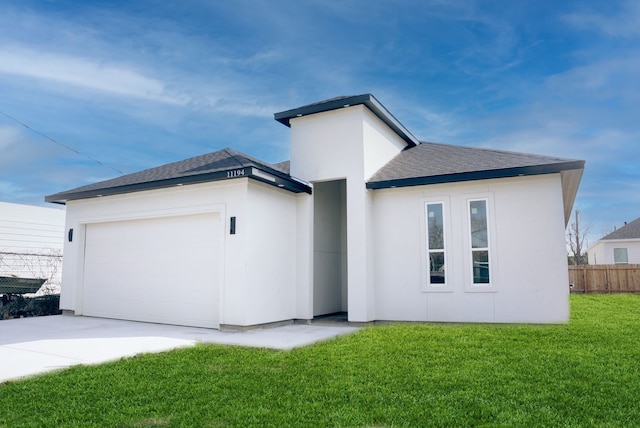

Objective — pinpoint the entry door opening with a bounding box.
[313,179,347,317]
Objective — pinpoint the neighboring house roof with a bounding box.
[598,217,640,241]
[45,148,311,204]
[274,93,420,147]
[367,142,585,188]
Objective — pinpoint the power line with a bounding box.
[0,110,124,175]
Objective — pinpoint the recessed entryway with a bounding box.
[313,179,348,317]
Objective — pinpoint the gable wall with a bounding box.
[362,108,407,179]
[372,173,570,323]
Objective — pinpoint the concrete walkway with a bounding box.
[0,315,359,383]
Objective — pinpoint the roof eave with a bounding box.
[366,160,586,190]
[45,167,312,204]
[274,94,419,147]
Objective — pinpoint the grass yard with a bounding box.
[1,294,639,427]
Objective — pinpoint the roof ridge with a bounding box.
[45,147,311,203]
[222,147,248,169]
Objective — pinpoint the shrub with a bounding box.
[0,294,61,319]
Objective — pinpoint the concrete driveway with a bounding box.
[0,315,359,383]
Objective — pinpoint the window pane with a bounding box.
[614,248,629,264]
[429,251,445,284]
[427,204,444,250]
[472,250,490,283]
[470,200,488,248]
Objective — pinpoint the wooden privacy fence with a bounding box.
[569,265,640,293]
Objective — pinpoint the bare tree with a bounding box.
[567,209,590,265]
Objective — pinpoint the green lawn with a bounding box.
[1,294,639,427]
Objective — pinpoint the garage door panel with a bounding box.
[82,213,221,328]
[83,296,217,327]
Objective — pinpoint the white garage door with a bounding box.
[82,213,222,328]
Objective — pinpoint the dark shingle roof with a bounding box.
[367,142,585,188]
[600,217,640,240]
[45,148,311,204]
[271,160,290,174]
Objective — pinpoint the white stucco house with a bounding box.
[587,217,640,265]
[46,94,584,328]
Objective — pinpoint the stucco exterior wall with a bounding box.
[289,105,406,322]
[60,181,234,317]
[59,179,300,327]
[362,108,407,179]
[51,95,580,328]
[312,180,347,316]
[588,240,640,265]
[241,180,298,326]
[372,173,570,323]
[294,193,313,320]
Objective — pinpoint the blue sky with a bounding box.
[0,0,638,244]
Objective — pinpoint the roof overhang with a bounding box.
[367,160,584,189]
[45,167,312,204]
[560,166,584,227]
[367,160,585,226]
[274,94,420,147]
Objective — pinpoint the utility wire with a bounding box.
[0,110,124,175]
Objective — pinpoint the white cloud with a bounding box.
[0,43,284,120]
[0,125,21,152]
[563,1,640,38]
[544,56,640,97]
[0,125,56,168]
[0,45,187,105]
[0,180,25,199]
[406,106,462,143]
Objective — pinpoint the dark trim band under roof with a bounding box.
[366,141,585,189]
[45,148,311,204]
[274,94,420,147]
[367,161,585,189]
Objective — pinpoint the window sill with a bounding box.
[464,285,498,293]
[422,286,454,293]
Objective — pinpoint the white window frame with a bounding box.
[613,248,629,264]
[465,196,497,291]
[426,202,446,287]
[422,198,452,292]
